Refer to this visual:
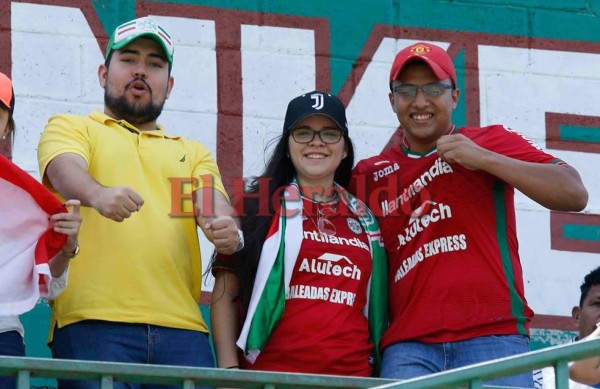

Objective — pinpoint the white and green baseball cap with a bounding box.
[106,17,174,65]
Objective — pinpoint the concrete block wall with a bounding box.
[1,0,599,366]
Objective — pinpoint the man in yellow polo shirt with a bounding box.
[37,16,242,389]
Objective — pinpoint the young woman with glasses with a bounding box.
[210,91,388,377]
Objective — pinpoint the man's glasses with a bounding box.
[291,128,343,144]
[392,82,454,98]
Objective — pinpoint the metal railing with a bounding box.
[0,337,598,388]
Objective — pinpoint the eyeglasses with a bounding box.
[291,128,343,144]
[392,82,454,98]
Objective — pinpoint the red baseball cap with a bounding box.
[0,72,15,113]
[389,42,456,87]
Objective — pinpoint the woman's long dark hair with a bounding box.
[231,129,355,317]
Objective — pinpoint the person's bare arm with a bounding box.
[569,325,600,385]
[194,188,241,255]
[45,153,144,222]
[211,271,241,369]
[48,199,82,277]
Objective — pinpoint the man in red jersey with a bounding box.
[351,41,588,387]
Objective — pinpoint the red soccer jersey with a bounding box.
[351,125,563,347]
[242,197,375,376]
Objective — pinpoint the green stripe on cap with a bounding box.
[116,20,136,30]
[158,25,171,40]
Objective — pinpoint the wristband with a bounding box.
[61,242,80,259]
[234,229,244,253]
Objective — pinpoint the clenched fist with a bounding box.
[199,215,241,255]
[90,186,144,222]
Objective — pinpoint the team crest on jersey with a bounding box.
[346,217,363,234]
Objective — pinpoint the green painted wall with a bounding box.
[90,0,600,94]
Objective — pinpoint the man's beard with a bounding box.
[104,80,166,126]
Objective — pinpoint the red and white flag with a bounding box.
[0,155,66,315]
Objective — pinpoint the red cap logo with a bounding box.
[410,44,432,56]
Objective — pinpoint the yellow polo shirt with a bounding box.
[38,110,227,339]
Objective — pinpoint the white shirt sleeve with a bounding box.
[46,267,69,300]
